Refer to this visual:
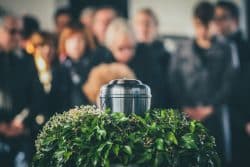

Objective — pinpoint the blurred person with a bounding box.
[90,18,135,66]
[16,15,40,64]
[214,2,250,165]
[19,15,40,50]
[133,8,158,44]
[91,18,164,108]
[92,6,117,46]
[169,2,234,166]
[104,18,136,64]
[59,23,92,107]
[79,7,97,51]
[0,13,45,166]
[80,7,95,29]
[214,1,250,69]
[54,7,72,35]
[83,63,135,104]
[132,8,170,71]
[29,31,70,117]
[132,8,172,108]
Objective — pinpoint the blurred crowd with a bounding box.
[0,1,250,167]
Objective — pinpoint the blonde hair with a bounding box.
[104,17,135,49]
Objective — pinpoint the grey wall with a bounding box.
[0,0,68,31]
[129,0,199,37]
[129,0,247,37]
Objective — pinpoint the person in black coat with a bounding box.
[0,14,45,166]
[28,31,70,123]
[59,23,92,107]
[169,2,235,166]
[132,8,170,75]
[214,2,250,165]
[214,1,250,69]
[132,8,172,108]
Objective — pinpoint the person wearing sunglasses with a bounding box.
[214,1,250,69]
[0,13,45,166]
[0,15,20,52]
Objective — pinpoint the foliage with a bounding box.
[33,106,220,167]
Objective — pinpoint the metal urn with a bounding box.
[99,79,151,115]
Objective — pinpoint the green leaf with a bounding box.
[123,145,132,155]
[113,144,120,156]
[155,138,164,151]
[166,132,178,145]
[105,108,111,114]
[97,129,107,140]
[181,133,198,150]
[160,109,167,119]
[101,142,112,167]
[136,150,152,164]
[190,120,196,133]
[63,151,72,161]
[97,143,107,153]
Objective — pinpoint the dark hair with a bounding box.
[193,2,215,26]
[54,7,71,22]
[21,15,40,39]
[216,1,239,20]
[94,5,117,17]
[39,31,56,47]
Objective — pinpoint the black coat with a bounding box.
[43,62,71,117]
[62,54,92,107]
[143,40,170,76]
[131,43,168,108]
[225,31,250,166]
[0,51,45,163]
[0,51,45,124]
[169,39,234,107]
[228,31,250,71]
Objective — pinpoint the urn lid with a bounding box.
[100,79,151,98]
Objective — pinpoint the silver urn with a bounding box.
[99,79,151,116]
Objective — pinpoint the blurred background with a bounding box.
[0,0,250,167]
[0,0,248,35]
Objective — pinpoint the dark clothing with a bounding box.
[131,43,168,108]
[135,41,170,73]
[0,50,44,166]
[34,60,71,123]
[225,31,250,166]
[62,54,92,107]
[0,51,44,123]
[89,46,115,67]
[46,63,71,115]
[228,31,250,70]
[169,39,234,107]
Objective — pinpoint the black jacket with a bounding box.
[141,40,170,76]
[169,39,234,107]
[0,51,44,123]
[228,31,250,71]
[62,54,92,107]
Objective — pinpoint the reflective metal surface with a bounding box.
[100,79,151,115]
